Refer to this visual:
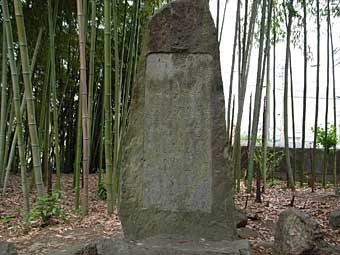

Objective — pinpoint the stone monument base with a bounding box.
[49,235,250,255]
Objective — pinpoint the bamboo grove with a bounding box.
[0,0,339,220]
[0,0,167,218]
[226,0,340,194]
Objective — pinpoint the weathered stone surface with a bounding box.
[273,208,322,255]
[235,209,248,228]
[143,53,213,213]
[329,208,340,229]
[49,236,250,255]
[49,243,97,255]
[119,0,235,241]
[273,208,340,255]
[237,228,258,239]
[335,187,340,197]
[0,241,17,255]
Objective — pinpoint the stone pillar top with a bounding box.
[147,0,215,54]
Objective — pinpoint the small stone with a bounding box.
[273,209,340,255]
[237,227,258,239]
[273,208,323,255]
[0,241,17,255]
[335,187,340,197]
[235,209,248,228]
[256,241,274,249]
[329,208,340,229]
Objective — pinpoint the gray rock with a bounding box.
[119,0,236,241]
[335,187,340,197]
[256,241,274,249]
[329,208,340,229]
[273,208,323,255]
[235,209,248,228]
[273,208,339,255]
[49,236,250,255]
[0,241,17,255]
[237,228,258,239]
[49,243,97,255]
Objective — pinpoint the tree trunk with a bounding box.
[301,0,308,187]
[262,0,273,191]
[112,0,121,206]
[88,0,97,173]
[2,0,30,217]
[283,0,295,191]
[322,0,330,188]
[272,7,277,186]
[13,0,44,197]
[0,24,8,186]
[233,0,259,194]
[226,0,240,148]
[330,21,337,187]
[76,0,90,215]
[289,55,297,183]
[104,0,114,215]
[312,0,320,192]
[246,0,268,193]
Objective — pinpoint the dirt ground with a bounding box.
[235,183,340,254]
[0,174,339,254]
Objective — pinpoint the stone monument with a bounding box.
[49,1,251,254]
[120,0,237,241]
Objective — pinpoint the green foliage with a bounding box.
[254,147,284,179]
[0,213,12,223]
[97,182,107,201]
[312,124,338,152]
[28,192,67,227]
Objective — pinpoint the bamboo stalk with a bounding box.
[301,0,308,187]
[322,0,330,188]
[112,0,121,205]
[283,0,295,190]
[117,0,141,175]
[104,0,113,215]
[2,0,30,216]
[226,0,240,149]
[13,0,44,197]
[246,0,268,192]
[289,55,297,183]
[77,0,90,215]
[74,93,82,210]
[261,0,273,191]
[233,0,259,193]
[330,22,337,186]
[0,24,8,187]
[47,0,61,191]
[312,0,320,192]
[1,103,13,194]
[88,0,97,172]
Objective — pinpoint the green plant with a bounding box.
[28,192,67,227]
[312,124,338,152]
[254,147,284,179]
[0,213,11,223]
[97,182,107,201]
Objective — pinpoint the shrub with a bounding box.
[97,182,107,201]
[28,192,67,227]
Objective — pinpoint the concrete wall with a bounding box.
[240,146,340,183]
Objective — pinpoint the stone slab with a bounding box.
[49,236,250,255]
[143,53,213,213]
